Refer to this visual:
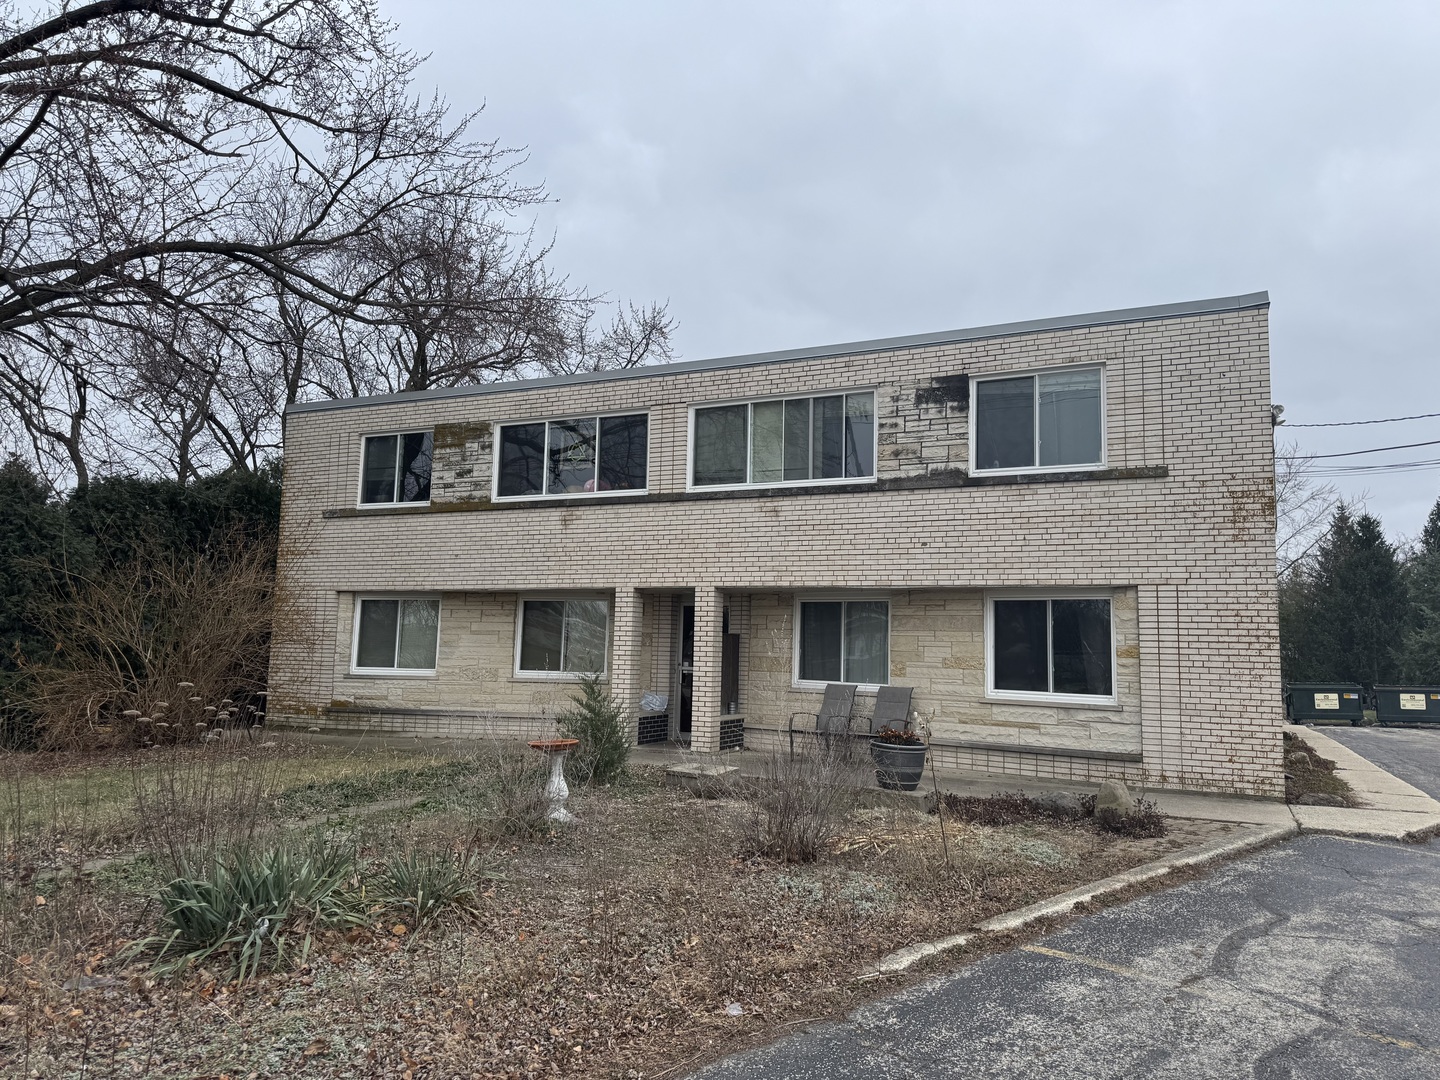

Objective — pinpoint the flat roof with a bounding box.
[286,290,1268,416]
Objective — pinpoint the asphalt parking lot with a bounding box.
[693,834,1440,1079]
[1324,725,1440,799]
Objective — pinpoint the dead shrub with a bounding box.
[485,743,550,840]
[25,529,293,751]
[1095,797,1168,838]
[742,743,867,863]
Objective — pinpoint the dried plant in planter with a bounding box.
[872,724,924,746]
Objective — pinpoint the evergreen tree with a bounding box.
[1280,504,1406,686]
[1400,495,1440,682]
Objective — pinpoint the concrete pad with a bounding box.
[663,761,740,797]
[1289,804,1440,842]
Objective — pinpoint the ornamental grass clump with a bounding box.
[382,849,493,927]
[556,674,631,787]
[131,837,364,983]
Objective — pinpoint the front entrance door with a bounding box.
[677,603,694,739]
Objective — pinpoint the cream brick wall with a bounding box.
[270,300,1283,796]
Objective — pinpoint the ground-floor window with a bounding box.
[516,598,610,676]
[795,598,889,687]
[988,595,1113,700]
[352,596,440,674]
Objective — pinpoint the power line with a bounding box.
[1286,410,1440,428]
[1309,438,1440,459]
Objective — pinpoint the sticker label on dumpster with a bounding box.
[1401,694,1427,710]
[1313,693,1339,710]
[1343,692,1359,699]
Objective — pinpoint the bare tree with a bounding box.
[0,1,673,487]
[1275,438,1340,576]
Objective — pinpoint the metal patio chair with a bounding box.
[788,683,857,755]
[868,684,914,736]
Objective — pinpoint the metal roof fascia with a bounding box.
[284,290,1269,417]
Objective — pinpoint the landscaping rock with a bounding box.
[664,762,739,799]
[1297,792,1346,807]
[1095,779,1136,816]
[1287,751,1314,767]
[1033,791,1085,819]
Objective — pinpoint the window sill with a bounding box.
[346,669,437,679]
[512,671,610,682]
[986,692,1122,711]
[355,500,431,511]
[494,490,649,503]
[792,681,887,694]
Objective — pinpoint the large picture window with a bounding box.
[795,599,889,687]
[692,391,875,488]
[352,597,440,674]
[988,596,1113,700]
[972,368,1103,473]
[360,432,433,504]
[496,413,648,498]
[516,598,610,676]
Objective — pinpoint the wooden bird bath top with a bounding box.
[528,738,580,753]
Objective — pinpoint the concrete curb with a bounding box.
[861,821,1298,977]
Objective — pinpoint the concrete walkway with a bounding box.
[635,725,1440,843]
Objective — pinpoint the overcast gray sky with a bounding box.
[380,0,1440,543]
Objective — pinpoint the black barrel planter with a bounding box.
[871,741,929,791]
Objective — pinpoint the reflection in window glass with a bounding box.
[361,432,431,504]
[798,600,890,686]
[547,418,596,494]
[990,597,1113,697]
[519,599,610,674]
[693,405,748,485]
[812,395,845,479]
[354,597,440,671]
[845,393,875,478]
[1051,599,1112,696]
[598,414,649,490]
[974,378,1035,472]
[498,423,546,497]
[692,392,876,487]
[992,599,1049,693]
[497,415,648,497]
[1038,370,1103,467]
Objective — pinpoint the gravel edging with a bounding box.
[862,821,1298,977]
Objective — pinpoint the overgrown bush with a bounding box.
[556,674,630,786]
[131,836,363,982]
[486,746,551,839]
[743,744,865,863]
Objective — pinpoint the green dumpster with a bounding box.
[1373,685,1440,725]
[1285,682,1365,724]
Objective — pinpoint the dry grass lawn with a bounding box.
[1,740,1217,1078]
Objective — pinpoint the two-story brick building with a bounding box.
[269,291,1284,796]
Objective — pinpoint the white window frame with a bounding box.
[349,594,441,677]
[513,594,613,680]
[356,430,434,509]
[791,593,892,692]
[968,364,1106,476]
[686,388,879,493]
[984,590,1117,706]
[490,410,652,501]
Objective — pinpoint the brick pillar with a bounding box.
[610,587,644,743]
[691,586,723,753]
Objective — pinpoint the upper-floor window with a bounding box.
[360,432,432,505]
[971,367,1103,473]
[495,413,648,499]
[691,390,875,489]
